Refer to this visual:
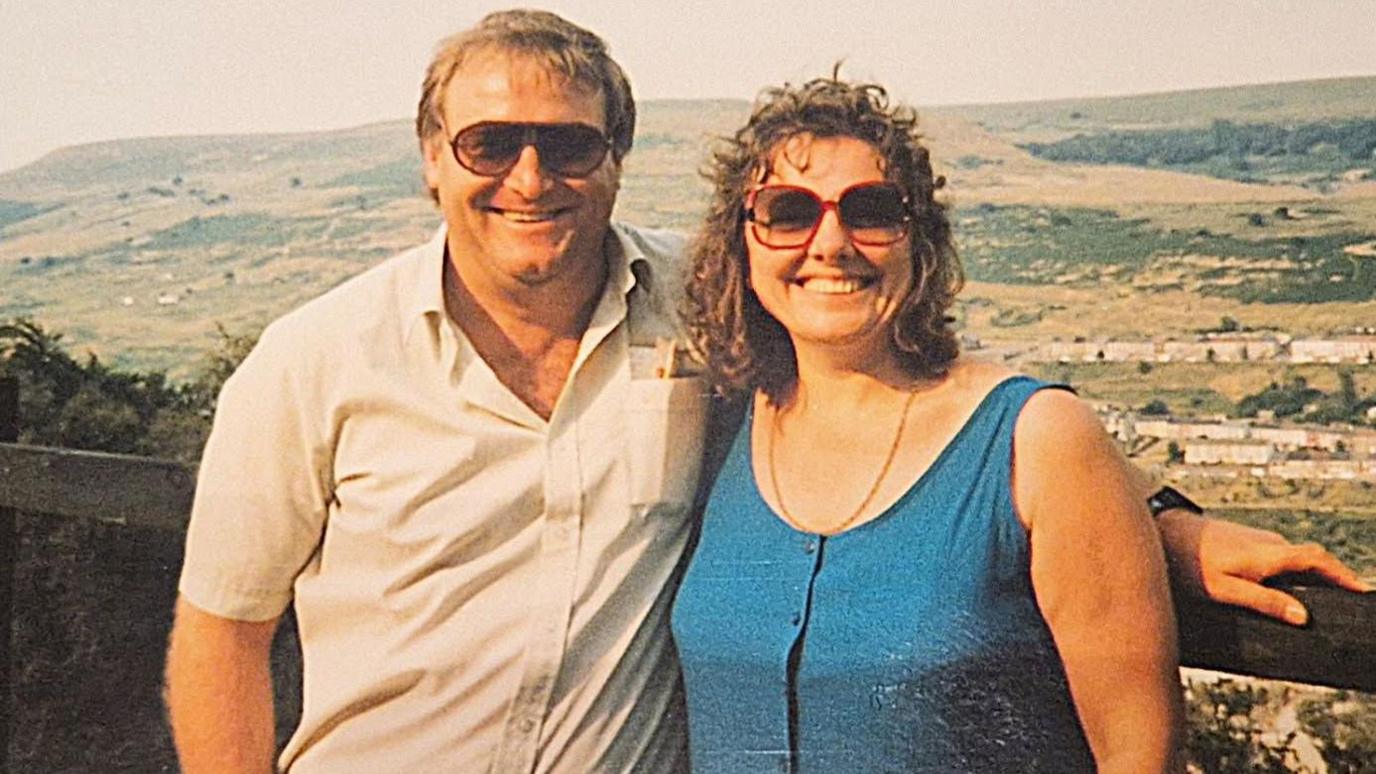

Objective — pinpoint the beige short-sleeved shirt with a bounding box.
[179,223,710,773]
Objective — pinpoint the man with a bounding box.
[168,12,701,772]
[165,10,1367,773]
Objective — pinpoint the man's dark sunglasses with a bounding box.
[746,182,911,249]
[448,121,612,178]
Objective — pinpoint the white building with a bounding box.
[1160,341,1211,363]
[1101,341,1156,362]
[1267,459,1370,481]
[1249,426,1311,449]
[1041,341,1104,362]
[1290,337,1376,363]
[1184,440,1276,466]
[1135,419,1249,442]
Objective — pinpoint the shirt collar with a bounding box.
[400,222,655,362]
[597,221,647,323]
[400,224,449,349]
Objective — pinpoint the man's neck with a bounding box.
[443,250,609,420]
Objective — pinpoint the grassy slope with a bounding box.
[933,75,1376,142]
[6,82,1376,772]
[1,80,1374,375]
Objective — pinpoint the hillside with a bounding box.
[2,79,1375,376]
[935,75,1376,142]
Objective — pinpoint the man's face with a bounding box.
[422,51,621,298]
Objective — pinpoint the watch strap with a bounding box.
[1146,485,1204,519]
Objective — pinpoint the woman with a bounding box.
[671,77,1182,773]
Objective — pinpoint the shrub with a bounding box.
[1183,679,1299,773]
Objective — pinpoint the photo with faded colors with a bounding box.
[2,2,1374,771]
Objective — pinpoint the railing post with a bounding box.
[1,375,17,771]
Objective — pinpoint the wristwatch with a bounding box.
[1146,486,1204,519]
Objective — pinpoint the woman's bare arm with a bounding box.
[1014,389,1183,773]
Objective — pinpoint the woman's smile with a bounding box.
[746,134,913,350]
[792,273,877,294]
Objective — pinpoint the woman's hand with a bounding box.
[1154,510,1370,625]
[1121,463,1371,624]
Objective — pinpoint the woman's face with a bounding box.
[745,134,914,354]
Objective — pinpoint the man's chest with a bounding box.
[475,334,583,422]
[322,346,710,544]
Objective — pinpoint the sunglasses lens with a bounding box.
[534,124,610,177]
[753,188,823,246]
[451,123,610,177]
[750,183,908,248]
[840,184,908,245]
[453,124,525,176]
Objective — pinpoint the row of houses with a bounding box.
[1096,407,1376,480]
[1171,457,1376,482]
[1118,416,1376,455]
[1036,336,1376,364]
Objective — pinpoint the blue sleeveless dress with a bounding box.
[670,376,1094,773]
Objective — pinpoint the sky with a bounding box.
[2,0,1374,173]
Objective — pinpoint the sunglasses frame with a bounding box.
[447,121,613,179]
[745,181,912,249]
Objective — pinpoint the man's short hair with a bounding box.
[416,9,636,201]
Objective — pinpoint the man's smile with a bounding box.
[484,204,575,223]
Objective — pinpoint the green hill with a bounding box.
[2,82,1374,376]
[935,75,1376,141]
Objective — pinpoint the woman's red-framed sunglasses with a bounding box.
[745,182,911,249]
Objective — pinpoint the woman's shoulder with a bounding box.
[942,356,1077,404]
[939,360,1089,436]
[1010,376,1108,461]
[941,357,1020,398]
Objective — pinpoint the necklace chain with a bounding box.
[768,389,918,535]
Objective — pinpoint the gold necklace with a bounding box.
[768,388,918,535]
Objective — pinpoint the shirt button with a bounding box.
[519,717,537,733]
[790,613,802,626]
[803,541,816,554]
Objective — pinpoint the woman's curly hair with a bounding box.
[683,75,963,403]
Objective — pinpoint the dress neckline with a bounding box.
[747,375,1034,539]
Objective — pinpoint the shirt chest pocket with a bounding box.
[624,376,710,513]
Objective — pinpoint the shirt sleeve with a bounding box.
[178,319,334,621]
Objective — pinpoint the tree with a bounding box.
[1141,399,1170,415]
[181,323,257,416]
[0,316,253,460]
[1234,377,1325,419]
[1298,692,1376,774]
[1,318,97,439]
[53,383,144,454]
[1338,369,1358,411]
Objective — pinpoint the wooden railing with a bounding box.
[1,375,1374,759]
[0,377,303,771]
